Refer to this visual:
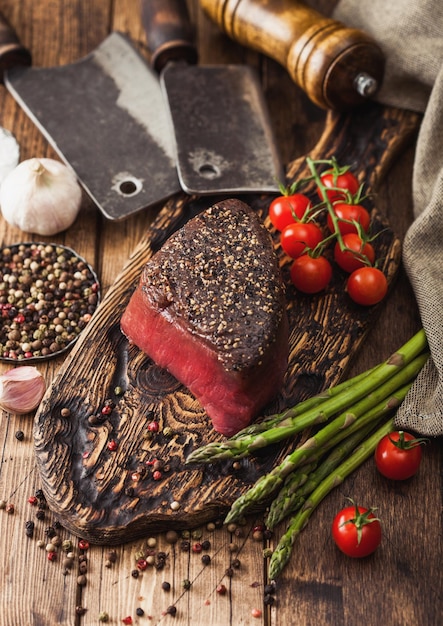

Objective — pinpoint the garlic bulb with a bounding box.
[0,157,82,235]
[0,366,46,414]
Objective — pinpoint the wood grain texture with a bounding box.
[32,103,419,544]
[200,0,386,111]
[0,1,441,625]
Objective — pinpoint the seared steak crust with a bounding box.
[121,198,288,435]
[140,198,286,372]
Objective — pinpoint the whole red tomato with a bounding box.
[334,233,376,273]
[290,254,332,293]
[332,501,382,558]
[269,193,311,231]
[326,202,371,235]
[375,431,426,480]
[319,169,360,204]
[280,221,323,258]
[347,267,387,305]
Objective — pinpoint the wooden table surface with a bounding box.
[0,1,441,625]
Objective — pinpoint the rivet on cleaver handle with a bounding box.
[140,0,284,196]
[4,32,181,221]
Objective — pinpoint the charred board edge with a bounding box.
[33,103,421,544]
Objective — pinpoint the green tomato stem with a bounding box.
[306,156,346,250]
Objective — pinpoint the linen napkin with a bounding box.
[331,0,443,436]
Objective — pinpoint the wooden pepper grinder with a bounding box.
[0,12,31,83]
[200,0,385,111]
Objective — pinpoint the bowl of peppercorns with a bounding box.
[0,242,100,362]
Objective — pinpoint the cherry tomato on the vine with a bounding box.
[347,266,388,306]
[334,233,376,273]
[332,501,381,558]
[375,431,426,480]
[319,169,360,204]
[326,202,371,235]
[290,254,332,293]
[280,221,324,259]
[269,193,311,231]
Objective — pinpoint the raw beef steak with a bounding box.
[120,198,288,436]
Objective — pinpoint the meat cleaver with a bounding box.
[140,0,284,196]
[2,22,181,220]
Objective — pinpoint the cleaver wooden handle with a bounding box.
[200,0,385,111]
[0,11,32,83]
[140,0,199,73]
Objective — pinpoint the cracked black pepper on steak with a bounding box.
[121,198,289,436]
[143,199,285,368]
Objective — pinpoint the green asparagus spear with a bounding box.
[266,423,373,528]
[224,353,428,523]
[265,381,411,528]
[186,330,428,464]
[230,365,380,439]
[268,418,395,580]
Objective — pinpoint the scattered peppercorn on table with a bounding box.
[0,1,441,625]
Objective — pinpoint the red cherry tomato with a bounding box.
[334,233,376,273]
[319,169,360,204]
[290,254,332,293]
[326,203,371,235]
[332,502,381,558]
[280,222,323,258]
[375,431,425,480]
[269,193,311,231]
[347,267,388,306]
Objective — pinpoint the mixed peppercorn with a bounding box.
[1,487,274,621]
[0,242,99,361]
[0,241,277,622]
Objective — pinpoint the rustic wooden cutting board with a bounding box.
[33,103,420,545]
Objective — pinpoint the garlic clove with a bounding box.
[0,127,20,186]
[0,157,82,236]
[0,366,46,414]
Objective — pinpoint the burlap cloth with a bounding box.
[330,0,443,436]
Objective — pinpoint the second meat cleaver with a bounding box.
[141,0,284,196]
[4,31,181,221]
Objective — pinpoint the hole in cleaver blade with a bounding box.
[160,63,284,195]
[4,32,181,221]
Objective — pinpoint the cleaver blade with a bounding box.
[141,0,284,196]
[4,32,181,221]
